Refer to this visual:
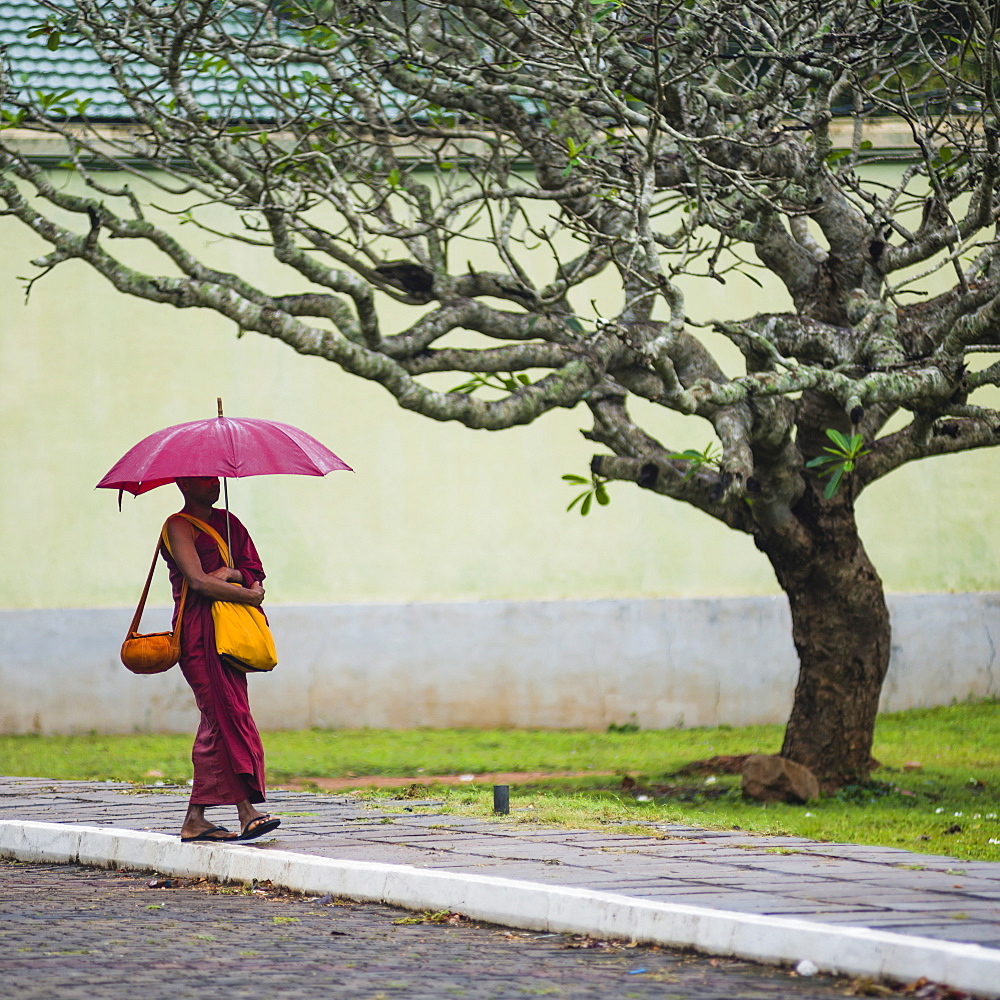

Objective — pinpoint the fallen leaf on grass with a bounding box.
[394,783,430,800]
[675,755,749,776]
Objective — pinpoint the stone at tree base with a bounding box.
[741,754,820,804]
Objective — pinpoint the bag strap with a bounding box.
[126,534,188,639]
[164,513,233,568]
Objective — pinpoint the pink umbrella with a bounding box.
[97,400,352,540]
[98,402,351,495]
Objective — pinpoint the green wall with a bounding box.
[1,167,997,610]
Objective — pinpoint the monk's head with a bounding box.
[176,476,221,508]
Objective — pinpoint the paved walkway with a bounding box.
[3,775,999,951]
[1,860,870,1000]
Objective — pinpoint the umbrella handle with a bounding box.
[217,398,232,554]
[223,477,232,558]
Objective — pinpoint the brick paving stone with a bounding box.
[796,911,955,926]
[785,860,885,873]
[570,877,715,890]
[2,776,1000,955]
[0,860,898,1000]
[857,897,1000,914]
[625,894,867,915]
[416,863,535,874]
[772,880,954,906]
[698,879,802,894]
[859,876,999,893]
[887,925,1000,945]
[623,885,749,899]
[399,854,518,870]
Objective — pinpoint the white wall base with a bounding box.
[1,593,997,734]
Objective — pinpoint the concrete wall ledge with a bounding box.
[1,592,997,734]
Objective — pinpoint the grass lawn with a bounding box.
[1,699,998,861]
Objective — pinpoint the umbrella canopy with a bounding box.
[97,413,352,496]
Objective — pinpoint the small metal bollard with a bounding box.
[493,784,510,815]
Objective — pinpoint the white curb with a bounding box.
[2,821,998,998]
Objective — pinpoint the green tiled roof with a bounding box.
[1,4,524,133]
[0,2,279,121]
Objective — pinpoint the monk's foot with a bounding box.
[180,823,238,843]
[237,814,281,841]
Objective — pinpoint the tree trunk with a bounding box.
[758,494,892,791]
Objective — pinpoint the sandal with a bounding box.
[237,815,281,841]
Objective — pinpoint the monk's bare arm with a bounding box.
[165,518,265,606]
[208,566,243,584]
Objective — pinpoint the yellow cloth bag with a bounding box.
[168,514,278,674]
[211,596,278,673]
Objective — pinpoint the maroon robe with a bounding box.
[163,508,267,806]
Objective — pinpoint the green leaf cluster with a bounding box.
[449,371,532,394]
[562,135,591,177]
[0,109,28,130]
[667,443,721,481]
[805,429,871,499]
[591,0,622,22]
[26,20,63,51]
[562,473,610,516]
[34,89,78,116]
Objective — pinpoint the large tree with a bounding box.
[3,0,999,788]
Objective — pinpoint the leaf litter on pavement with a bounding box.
[131,867,982,999]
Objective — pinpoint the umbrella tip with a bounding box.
[217,397,224,418]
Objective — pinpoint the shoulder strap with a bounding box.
[126,533,188,639]
[163,512,233,568]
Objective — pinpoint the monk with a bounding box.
[163,476,281,843]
